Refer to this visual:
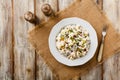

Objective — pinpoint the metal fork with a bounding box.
[97,26,107,62]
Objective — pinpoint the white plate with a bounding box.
[48,17,98,66]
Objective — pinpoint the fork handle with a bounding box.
[97,41,104,62]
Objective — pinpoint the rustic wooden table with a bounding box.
[0,0,120,80]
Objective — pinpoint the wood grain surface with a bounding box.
[13,0,35,80]
[0,0,13,79]
[0,0,120,80]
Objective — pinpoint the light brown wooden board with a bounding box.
[102,0,120,80]
[0,0,13,79]
[28,0,120,80]
[35,0,58,80]
[13,0,35,79]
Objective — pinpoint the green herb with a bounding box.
[70,37,74,41]
[69,29,73,33]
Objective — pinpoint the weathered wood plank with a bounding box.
[103,0,120,80]
[58,0,75,11]
[59,0,81,80]
[0,0,13,80]
[81,66,102,80]
[103,0,120,33]
[13,0,35,80]
[35,1,52,80]
[80,0,103,80]
[103,54,119,80]
[35,0,58,80]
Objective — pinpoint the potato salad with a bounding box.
[56,24,90,60]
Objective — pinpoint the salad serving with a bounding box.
[56,24,91,60]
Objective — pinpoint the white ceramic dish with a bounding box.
[48,17,98,66]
